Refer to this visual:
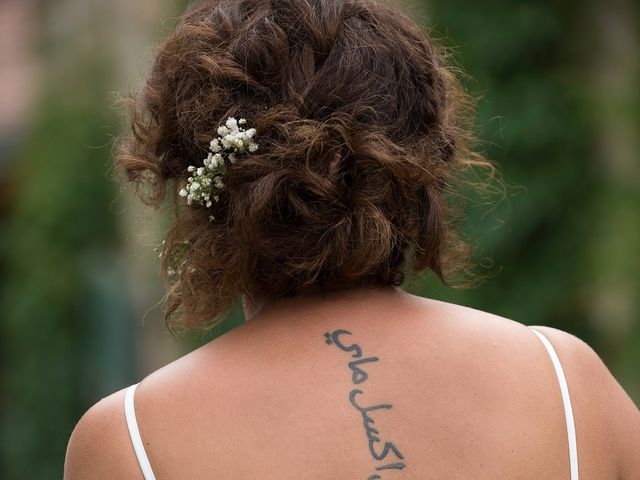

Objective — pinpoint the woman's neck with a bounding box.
[241,284,407,323]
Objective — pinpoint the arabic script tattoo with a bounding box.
[324,329,406,478]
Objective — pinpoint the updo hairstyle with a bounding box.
[116,0,495,331]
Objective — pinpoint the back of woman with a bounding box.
[66,287,639,479]
[64,0,639,478]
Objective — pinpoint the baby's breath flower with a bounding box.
[153,239,166,258]
[179,116,259,218]
[159,239,191,281]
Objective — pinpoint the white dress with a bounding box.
[123,325,579,480]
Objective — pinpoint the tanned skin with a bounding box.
[64,285,640,479]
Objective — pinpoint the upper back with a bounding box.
[64,289,640,479]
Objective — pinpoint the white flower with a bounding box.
[178,116,259,208]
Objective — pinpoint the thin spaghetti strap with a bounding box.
[124,383,157,480]
[528,326,579,480]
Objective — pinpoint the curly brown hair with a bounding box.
[115,0,497,332]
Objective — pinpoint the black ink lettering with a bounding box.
[375,462,406,471]
[325,329,363,358]
[349,390,405,462]
[349,356,379,384]
[370,440,404,462]
[325,330,406,476]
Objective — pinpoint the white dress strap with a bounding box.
[528,326,579,480]
[124,383,157,480]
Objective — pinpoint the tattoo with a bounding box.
[324,329,406,478]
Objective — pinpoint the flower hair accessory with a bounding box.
[179,117,259,213]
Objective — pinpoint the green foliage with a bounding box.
[0,56,123,478]
[413,0,640,399]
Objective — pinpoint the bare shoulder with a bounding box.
[420,297,640,476]
[527,325,640,477]
[528,325,639,415]
[424,296,639,414]
[63,386,141,480]
[405,294,539,338]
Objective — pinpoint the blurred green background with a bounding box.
[0,0,638,478]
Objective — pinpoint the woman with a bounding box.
[64,0,640,478]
